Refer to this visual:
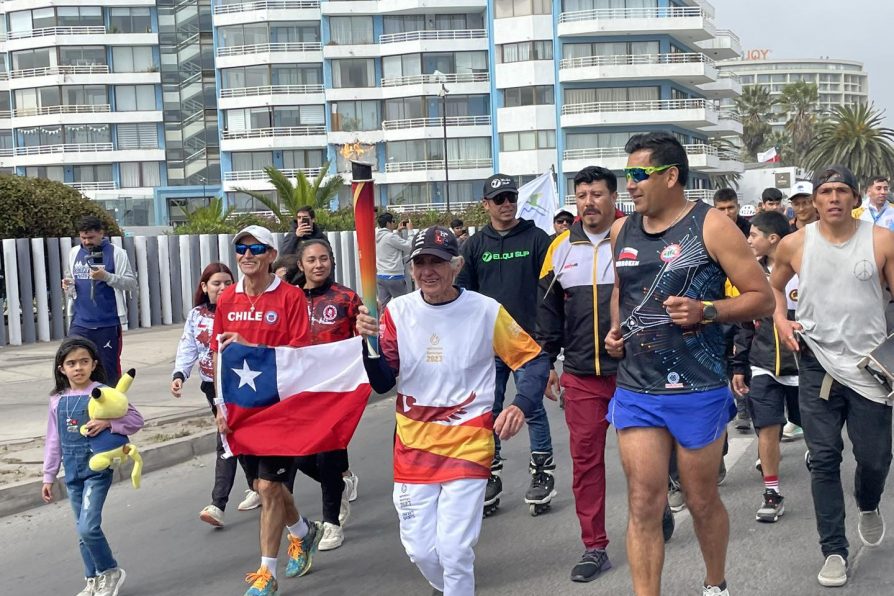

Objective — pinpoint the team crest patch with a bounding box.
[322,305,338,323]
[788,289,798,302]
[660,244,682,263]
[264,310,279,324]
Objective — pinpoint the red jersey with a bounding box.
[303,281,363,345]
[211,275,309,352]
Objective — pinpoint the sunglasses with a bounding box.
[235,243,269,256]
[624,164,678,183]
[555,218,573,225]
[488,193,518,206]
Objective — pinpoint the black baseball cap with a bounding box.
[407,226,459,262]
[813,164,861,206]
[554,209,574,222]
[483,174,518,199]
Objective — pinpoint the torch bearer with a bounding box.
[351,161,379,357]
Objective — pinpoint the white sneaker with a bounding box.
[76,577,96,596]
[339,485,351,526]
[702,583,729,596]
[199,504,224,527]
[94,568,126,596]
[345,471,359,502]
[318,521,344,551]
[237,489,261,511]
[817,554,847,587]
[782,421,804,441]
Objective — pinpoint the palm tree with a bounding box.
[779,81,819,164]
[733,85,776,161]
[235,163,345,229]
[175,197,235,234]
[803,103,894,182]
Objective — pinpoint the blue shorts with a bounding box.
[608,386,736,450]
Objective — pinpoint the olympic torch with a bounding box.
[351,161,379,357]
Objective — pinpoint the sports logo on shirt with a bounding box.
[616,247,640,267]
[264,310,279,324]
[660,244,682,263]
[665,371,683,389]
[788,289,799,302]
[322,305,338,323]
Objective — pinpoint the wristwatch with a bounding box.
[701,301,718,324]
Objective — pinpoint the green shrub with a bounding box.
[0,174,121,239]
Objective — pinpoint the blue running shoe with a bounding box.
[285,520,323,578]
[244,566,277,596]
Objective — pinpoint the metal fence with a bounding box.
[0,231,366,347]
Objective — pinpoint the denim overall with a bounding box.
[58,392,117,578]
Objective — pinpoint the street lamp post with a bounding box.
[435,72,450,213]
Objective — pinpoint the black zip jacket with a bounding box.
[731,261,798,377]
[281,221,327,255]
[455,218,551,335]
[536,222,617,377]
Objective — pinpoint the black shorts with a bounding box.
[746,375,796,430]
[241,455,295,484]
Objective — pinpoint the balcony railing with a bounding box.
[381,72,489,88]
[9,65,110,79]
[562,98,711,116]
[382,115,491,130]
[7,26,107,40]
[714,28,742,45]
[14,142,115,156]
[385,158,492,173]
[221,125,326,140]
[564,143,717,161]
[379,29,486,44]
[0,72,7,81]
[390,201,479,213]
[0,110,10,119]
[67,181,118,191]
[0,148,14,158]
[213,0,320,14]
[559,52,712,70]
[12,104,111,117]
[224,167,323,181]
[216,42,322,57]
[559,5,708,24]
[219,84,324,98]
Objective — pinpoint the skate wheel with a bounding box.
[529,504,537,516]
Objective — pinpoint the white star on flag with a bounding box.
[232,359,262,391]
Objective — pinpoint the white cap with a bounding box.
[791,180,813,198]
[233,225,275,248]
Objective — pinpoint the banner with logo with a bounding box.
[517,170,559,234]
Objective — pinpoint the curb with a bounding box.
[0,429,217,519]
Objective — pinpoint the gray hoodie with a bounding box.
[376,227,414,276]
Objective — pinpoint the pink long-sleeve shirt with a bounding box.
[42,382,145,484]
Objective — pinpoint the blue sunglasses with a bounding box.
[235,243,269,256]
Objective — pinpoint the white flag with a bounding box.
[516,170,559,234]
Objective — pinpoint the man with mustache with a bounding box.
[457,174,556,515]
[537,166,622,582]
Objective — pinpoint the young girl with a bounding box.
[292,239,363,551]
[170,262,260,526]
[42,337,144,596]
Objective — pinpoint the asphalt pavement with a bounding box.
[3,388,893,595]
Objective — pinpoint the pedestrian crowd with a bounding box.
[39,132,894,596]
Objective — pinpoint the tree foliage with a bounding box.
[234,164,345,229]
[803,103,894,182]
[779,81,820,164]
[173,196,281,235]
[734,85,777,161]
[0,174,121,239]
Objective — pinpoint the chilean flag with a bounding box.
[217,336,372,457]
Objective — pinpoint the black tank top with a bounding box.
[614,201,727,394]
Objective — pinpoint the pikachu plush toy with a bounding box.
[80,368,144,488]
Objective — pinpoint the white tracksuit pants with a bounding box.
[393,478,487,596]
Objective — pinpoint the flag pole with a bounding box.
[351,161,380,358]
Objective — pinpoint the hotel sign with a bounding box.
[744,49,772,60]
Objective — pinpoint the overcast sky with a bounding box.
[709,0,892,124]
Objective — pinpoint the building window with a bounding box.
[112,46,156,72]
[59,46,106,67]
[115,85,156,111]
[64,85,107,106]
[383,13,485,34]
[109,8,152,33]
[563,40,659,59]
[329,16,374,45]
[25,166,64,180]
[499,41,552,63]
[386,138,491,163]
[64,123,112,145]
[270,23,320,43]
[388,180,486,205]
[495,0,552,18]
[331,59,375,88]
[563,86,658,104]
[73,164,113,183]
[120,162,161,187]
[231,151,273,171]
[272,65,322,86]
[503,85,554,107]
[283,149,325,170]
[116,123,158,149]
[562,0,657,11]
[330,100,381,132]
[500,130,556,151]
